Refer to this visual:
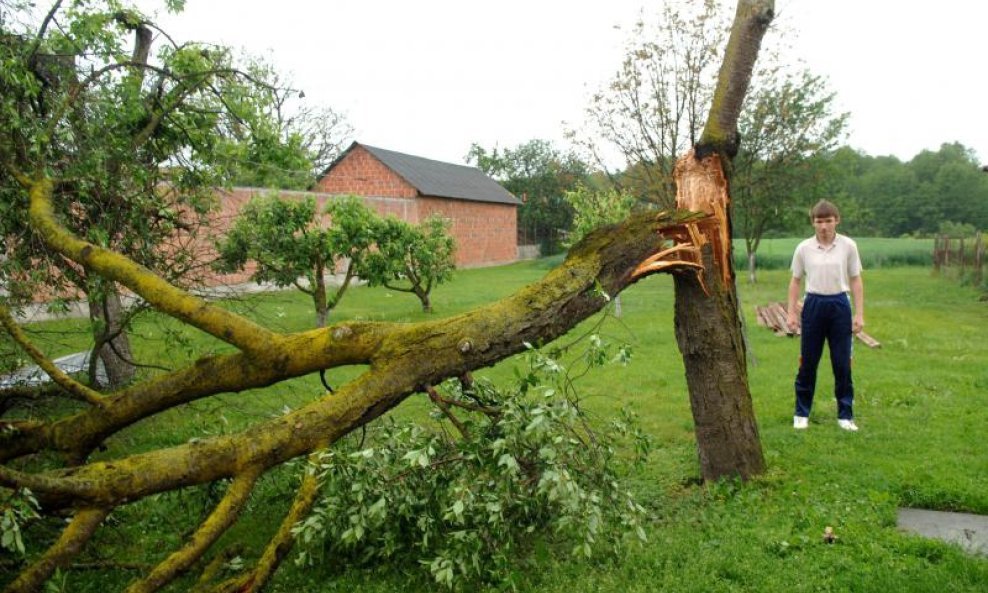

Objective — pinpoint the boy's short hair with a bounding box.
[810,200,840,220]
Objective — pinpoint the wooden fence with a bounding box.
[933,233,985,286]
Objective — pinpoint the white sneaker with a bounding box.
[838,419,859,432]
[793,416,809,429]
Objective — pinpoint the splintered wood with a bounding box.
[630,151,734,288]
[754,302,881,348]
[673,150,733,286]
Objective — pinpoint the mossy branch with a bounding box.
[3,508,110,593]
[1,209,707,511]
[214,453,327,593]
[26,175,278,358]
[0,304,105,407]
[123,467,263,593]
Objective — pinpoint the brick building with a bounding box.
[315,142,521,267]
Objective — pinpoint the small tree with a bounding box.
[359,215,456,313]
[214,194,378,327]
[732,69,848,282]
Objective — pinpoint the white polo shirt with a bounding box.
[791,234,862,295]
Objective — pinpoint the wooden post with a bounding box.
[960,237,966,277]
[975,232,984,286]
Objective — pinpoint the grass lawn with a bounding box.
[7,247,988,593]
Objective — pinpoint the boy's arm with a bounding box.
[850,275,864,333]
[786,276,801,332]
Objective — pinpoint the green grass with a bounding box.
[8,249,988,593]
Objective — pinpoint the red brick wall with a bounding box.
[418,197,518,267]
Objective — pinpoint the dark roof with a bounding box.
[326,142,521,206]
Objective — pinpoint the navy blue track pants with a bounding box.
[794,293,854,420]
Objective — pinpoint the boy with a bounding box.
[786,200,864,431]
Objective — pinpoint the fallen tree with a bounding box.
[2,179,708,591]
[1,1,775,590]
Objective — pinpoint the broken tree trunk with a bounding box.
[668,0,773,482]
[672,152,765,482]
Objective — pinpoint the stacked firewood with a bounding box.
[754,302,881,348]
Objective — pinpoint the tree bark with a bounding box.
[672,153,764,481]
[89,283,136,389]
[314,267,328,328]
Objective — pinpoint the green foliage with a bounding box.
[358,215,456,312]
[467,139,589,255]
[1,487,39,555]
[214,63,353,190]
[937,221,980,239]
[563,184,637,247]
[828,143,988,237]
[292,340,649,588]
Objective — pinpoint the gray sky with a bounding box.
[141,0,987,166]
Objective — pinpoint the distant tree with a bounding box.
[732,69,848,282]
[358,215,456,313]
[467,139,589,255]
[908,143,988,232]
[829,143,988,237]
[573,0,728,207]
[215,195,378,327]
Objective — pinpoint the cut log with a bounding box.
[754,301,879,348]
[855,331,881,348]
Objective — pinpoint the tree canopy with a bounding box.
[214,194,380,327]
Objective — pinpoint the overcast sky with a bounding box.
[138,0,987,166]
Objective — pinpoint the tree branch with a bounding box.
[123,467,263,593]
[0,304,105,407]
[212,452,327,593]
[3,507,110,593]
[1,209,707,510]
[26,176,278,358]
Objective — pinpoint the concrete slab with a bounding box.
[897,507,988,556]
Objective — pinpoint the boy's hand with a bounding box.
[852,314,864,334]
[786,311,799,333]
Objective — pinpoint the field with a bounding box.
[733,237,935,270]
[7,238,988,593]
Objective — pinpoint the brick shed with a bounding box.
[314,142,521,268]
